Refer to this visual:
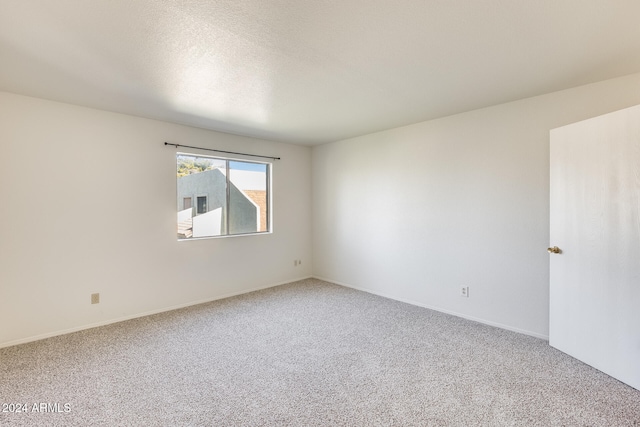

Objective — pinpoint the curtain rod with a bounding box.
[164,142,280,161]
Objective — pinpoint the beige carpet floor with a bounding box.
[1,278,639,426]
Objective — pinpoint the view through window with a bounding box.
[177,154,270,239]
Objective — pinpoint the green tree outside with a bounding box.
[177,156,215,177]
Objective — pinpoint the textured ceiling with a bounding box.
[2,1,640,145]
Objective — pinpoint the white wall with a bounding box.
[312,72,640,339]
[4,72,640,348]
[0,91,312,348]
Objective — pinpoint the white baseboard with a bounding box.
[1,275,547,349]
[313,275,549,341]
[0,275,314,349]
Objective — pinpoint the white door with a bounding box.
[549,104,640,391]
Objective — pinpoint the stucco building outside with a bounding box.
[177,167,267,238]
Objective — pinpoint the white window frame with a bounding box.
[176,152,271,240]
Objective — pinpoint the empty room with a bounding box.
[1,1,640,425]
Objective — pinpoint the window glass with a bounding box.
[176,154,270,239]
[229,161,269,234]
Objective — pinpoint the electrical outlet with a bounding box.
[460,287,469,298]
[91,293,100,304]
[294,259,302,267]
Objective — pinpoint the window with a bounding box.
[183,197,192,210]
[176,153,270,239]
[196,196,207,214]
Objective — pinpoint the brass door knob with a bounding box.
[547,246,561,254]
